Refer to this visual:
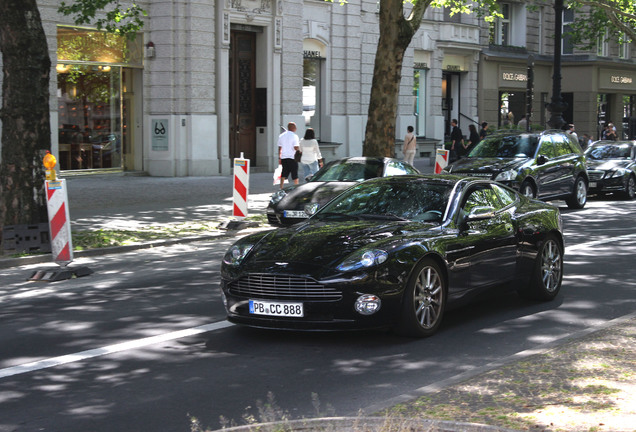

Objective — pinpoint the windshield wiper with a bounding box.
[315,212,360,221]
[357,213,407,221]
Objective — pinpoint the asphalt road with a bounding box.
[1,196,635,432]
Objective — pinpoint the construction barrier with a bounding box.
[435,148,450,174]
[232,155,250,218]
[45,179,73,266]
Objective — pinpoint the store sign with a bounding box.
[611,75,633,84]
[152,119,169,151]
[414,62,428,69]
[502,72,527,82]
[303,50,322,59]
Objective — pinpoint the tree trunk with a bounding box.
[363,0,427,157]
[0,0,51,253]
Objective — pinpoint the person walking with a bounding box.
[402,125,416,165]
[479,122,489,140]
[299,128,323,180]
[278,122,300,189]
[450,119,464,161]
[466,124,480,154]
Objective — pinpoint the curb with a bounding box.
[207,416,521,432]
[0,224,270,270]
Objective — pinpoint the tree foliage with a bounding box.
[563,0,636,48]
[58,0,147,40]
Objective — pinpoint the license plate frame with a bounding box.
[249,300,304,317]
[283,210,308,218]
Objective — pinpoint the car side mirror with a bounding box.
[537,155,548,165]
[466,206,496,222]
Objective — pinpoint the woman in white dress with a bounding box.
[299,128,323,181]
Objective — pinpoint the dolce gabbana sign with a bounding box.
[502,72,527,82]
[498,67,528,88]
[600,69,636,91]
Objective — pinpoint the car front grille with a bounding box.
[228,274,343,301]
[587,170,605,182]
[461,172,493,178]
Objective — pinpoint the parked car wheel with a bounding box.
[396,258,446,337]
[520,180,536,198]
[519,235,563,301]
[624,174,636,200]
[566,176,587,209]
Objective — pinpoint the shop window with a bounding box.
[413,69,428,136]
[57,65,122,170]
[56,26,140,171]
[303,56,323,138]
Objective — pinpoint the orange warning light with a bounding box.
[43,151,57,169]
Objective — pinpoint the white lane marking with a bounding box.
[0,321,233,379]
[565,232,636,253]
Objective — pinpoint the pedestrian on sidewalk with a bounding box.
[278,122,300,189]
[403,125,416,165]
[299,128,323,181]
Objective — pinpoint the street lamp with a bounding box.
[546,0,567,130]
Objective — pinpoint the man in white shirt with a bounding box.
[278,122,300,189]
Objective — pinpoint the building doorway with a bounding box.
[229,31,257,161]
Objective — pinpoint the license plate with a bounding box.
[283,210,308,218]
[249,300,304,317]
[589,182,597,188]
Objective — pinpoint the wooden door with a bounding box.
[229,31,256,161]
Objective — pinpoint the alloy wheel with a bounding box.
[541,239,562,293]
[413,266,444,330]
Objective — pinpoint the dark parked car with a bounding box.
[442,130,589,209]
[584,140,636,199]
[221,175,564,337]
[267,157,419,225]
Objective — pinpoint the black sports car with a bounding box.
[267,157,419,226]
[584,140,636,199]
[221,175,564,337]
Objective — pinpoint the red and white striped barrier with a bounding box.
[45,179,73,266]
[232,156,250,218]
[435,149,450,174]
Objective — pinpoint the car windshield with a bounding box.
[585,143,633,160]
[468,134,539,158]
[316,179,452,223]
[311,159,384,182]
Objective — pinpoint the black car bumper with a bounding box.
[220,275,404,331]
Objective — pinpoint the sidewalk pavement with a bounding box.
[3,156,636,431]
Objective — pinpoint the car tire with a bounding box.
[624,175,636,200]
[520,180,536,198]
[518,234,563,301]
[395,258,446,338]
[565,176,587,209]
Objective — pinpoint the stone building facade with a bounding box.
[1,1,635,177]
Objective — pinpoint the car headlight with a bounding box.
[608,168,629,178]
[270,190,287,205]
[495,169,517,182]
[223,243,255,266]
[336,249,388,272]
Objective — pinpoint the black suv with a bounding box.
[443,130,589,209]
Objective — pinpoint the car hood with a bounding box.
[242,219,435,275]
[586,159,632,171]
[446,157,527,174]
[275,181,355,210]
